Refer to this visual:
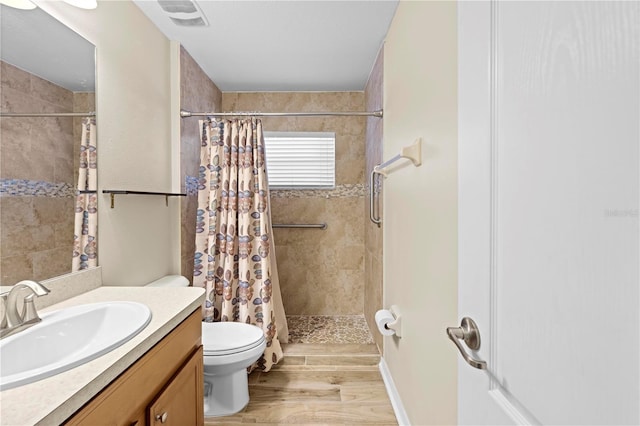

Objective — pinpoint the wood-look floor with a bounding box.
[204,343,397,425]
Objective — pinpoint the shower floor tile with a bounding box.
[286,315,374,344]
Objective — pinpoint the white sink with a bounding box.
[0,301,152,391]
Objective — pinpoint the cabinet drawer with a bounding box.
[65,309,201,425]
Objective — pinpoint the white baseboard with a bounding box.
[379,357,410,426]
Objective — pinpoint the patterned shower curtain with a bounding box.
[72,118,97,271]
[193,118,285,372]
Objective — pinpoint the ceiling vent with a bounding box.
[157,0,208,27]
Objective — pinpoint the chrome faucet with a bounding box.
[1,280,50,339]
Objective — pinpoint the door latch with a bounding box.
[446,317,487,370]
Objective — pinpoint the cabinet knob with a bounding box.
[155,412,168,423]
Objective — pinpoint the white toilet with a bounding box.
[147,275,266,417]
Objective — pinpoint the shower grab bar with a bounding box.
[272,223,327,230]
[370,170,383,227]
[369,138,423,227]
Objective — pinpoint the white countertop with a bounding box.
[0,286,205,426]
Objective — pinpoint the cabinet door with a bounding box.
[148,346,204,426]
[124,412,145,426]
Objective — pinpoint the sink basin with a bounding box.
[0,301,152,391]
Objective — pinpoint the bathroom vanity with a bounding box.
[0,285,205,425]
[66,310,203,425]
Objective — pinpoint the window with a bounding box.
[263,132,335,189]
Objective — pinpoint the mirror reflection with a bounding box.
[0,5,96,285]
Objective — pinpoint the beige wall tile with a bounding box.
[0,61,30,93]
[0,86,38,142]
[32,247,72,281]
[0,116,31,157]
[73,92,96,112]
[53,221,74,248]
[1,254,34,286]
[1,197,37,228]
[54,155,74,184]
[31,224,57,252]
[30,74,73,107]
[33,197,73,226]
[1,223,55,257]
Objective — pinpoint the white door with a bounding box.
[457,1,639,425]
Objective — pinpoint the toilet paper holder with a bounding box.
[385,305,402,337]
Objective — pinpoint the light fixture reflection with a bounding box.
[0,0,37,10]
[62,0,97,9]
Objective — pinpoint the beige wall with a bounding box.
[36,0,179,286]
[364,46,385,352]
[179,47,222,282]
[222,92,366,316]
[383,2,458,424]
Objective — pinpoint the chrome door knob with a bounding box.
[155,412,168,423]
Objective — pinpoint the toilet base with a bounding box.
[203,368,250,417]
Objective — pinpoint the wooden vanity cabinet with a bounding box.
[65,309,204,426]
[148,346,203,426]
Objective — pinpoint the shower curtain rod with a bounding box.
[0,112,96,118]
[180,109,383,118]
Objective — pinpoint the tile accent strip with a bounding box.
[0,179,75,198]
[185,175,199,196]
[271,183,366,199]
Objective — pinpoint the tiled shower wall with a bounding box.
[0,61,94,285]
[364,47,384,351]
[179,47,222,282]
[222,92,366,315]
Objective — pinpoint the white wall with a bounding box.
[382,2,458,424]
[35,0,181,285]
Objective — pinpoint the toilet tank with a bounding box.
[146,275,189,288]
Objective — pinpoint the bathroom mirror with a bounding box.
[0,4,96,285]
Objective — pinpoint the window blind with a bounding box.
[263,131,336,189]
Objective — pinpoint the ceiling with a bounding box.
[133,0,398,92]
[0,4,95,92]
[0,1,397,94]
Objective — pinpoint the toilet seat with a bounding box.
[202,322,266,356]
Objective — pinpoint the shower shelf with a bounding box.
[102,190,186,208]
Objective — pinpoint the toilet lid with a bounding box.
[202,322,266,356]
